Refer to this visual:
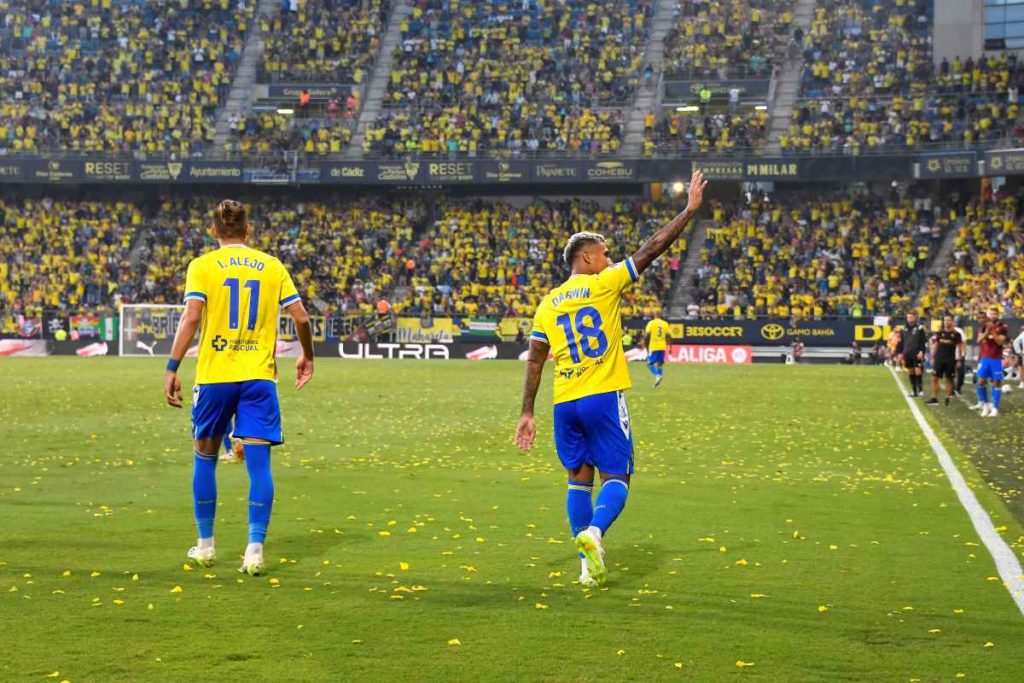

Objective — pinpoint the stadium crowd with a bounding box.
[136,197,421,318]
[0,0,254,157]
[401,198,684,318]
[643,108,770,155]
[790,0,1024,152]
[366,0,654,157]
[223,111,355,157]
[688,192,947,317]
[919,193,1024,318]
[0,198,141,318]
[258,0,390,84]
[662,0,793,79]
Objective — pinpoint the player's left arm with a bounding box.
[630,169,707,275]
[165,299,204,408]
[515,339,549,452]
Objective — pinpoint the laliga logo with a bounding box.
[730,347,750,363]
[760,323,785,341]
[211,335,228,351]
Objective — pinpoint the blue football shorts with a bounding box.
[647,350,666,365]
[975,357,1004,381]
[553,390,635,476]
[192,380,282,445]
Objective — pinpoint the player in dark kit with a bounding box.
[927,315,965,406]
[901,311,928,397]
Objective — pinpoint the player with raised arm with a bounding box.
[514,170,708,587]
[164,200,315,576]
[644,312,672,387]
[976,306,1009,417]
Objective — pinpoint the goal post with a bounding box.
[119,304,195,358]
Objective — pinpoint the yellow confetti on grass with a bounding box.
[89,572,100,578]
[674,662,683,669]
[750,593,769,599]
[61,570,71,577]
[984,642,994,648]
[170,586,182,594]
[818,605,829,613]
[399,562,409,571]
[46,673,60,678]
[447,638,461,647]
[378,531,391,537]
[535,603,548,609]
[736,660,754,668]
[616,650,626,656]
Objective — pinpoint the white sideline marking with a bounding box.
[888,367,1024,618]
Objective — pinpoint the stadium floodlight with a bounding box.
[754,105,768,110]
[675,105,700,112]
[277,108,295,115]
[671,181,685,193]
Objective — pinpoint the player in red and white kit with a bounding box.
[975,306,1009,418]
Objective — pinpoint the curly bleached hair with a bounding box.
[563,231,606,265]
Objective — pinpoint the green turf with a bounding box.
[1,359,1023,682]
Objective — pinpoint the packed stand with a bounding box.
[401,199,686,318]
[788,54,1024,153]
[367,0,654,157]
[689,193,948,317]
[0,0,254,157]
[792,0,1024,152]
[258,0,390,84]
[223,110,356,157]
[643,108,770,155]
[919,194,1024,318]
[135,197,422,318]
[0,198,141,319]
[662,0,794,79]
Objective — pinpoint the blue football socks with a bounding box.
[566,480,594,539]
[243,443,274,544]
[647,362,658,377]
[591,478,629,535]
[992,386,1002,409]
[193,452,218,539]
[977,384,988,405]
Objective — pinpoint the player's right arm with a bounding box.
[630,169,707,275]
[165,298,204,408]
[166,260,207,408]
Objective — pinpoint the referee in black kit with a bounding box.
[902,311,929,397]
[927,314,965,406]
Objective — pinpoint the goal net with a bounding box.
[119,304,196,358]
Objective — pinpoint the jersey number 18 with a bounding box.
[556,306,608,364]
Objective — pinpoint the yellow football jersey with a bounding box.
[645,318,671,351]
[183,244,300,384]
[530,258,638,404]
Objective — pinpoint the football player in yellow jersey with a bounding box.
[644,313,672,388]
[515,170,707,586]
[164,200,314,576]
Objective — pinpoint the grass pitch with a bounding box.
[1,359,1023,682]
